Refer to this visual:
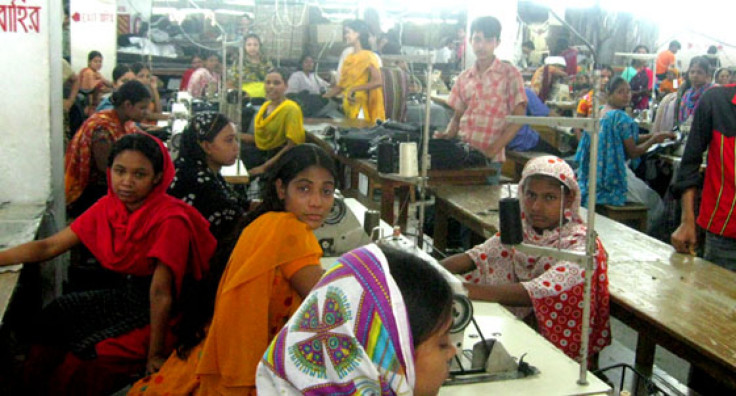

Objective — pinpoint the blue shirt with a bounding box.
[575,109,640,206]
[96,96,113,112]
[508,87,550,151]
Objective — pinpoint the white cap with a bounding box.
[545,56,567,67]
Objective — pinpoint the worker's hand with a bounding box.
[63,98,73,112]
[435,119,459,140]
[150,75,159,89]
[346,89,357,105]
[655,131,676,143]
[146,354,167,376]
[249,165,266,177]
[671,221,697,255]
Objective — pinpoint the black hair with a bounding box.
[470,16,502,41]
[87,50,102,62]
[715,67,732,81]
[707,45,718,55]
[523,174,571,197]
[173,144,337,357]
[669,40,681,50]
[112,64,132,83]
[600,64,614,75]
[632,44,649,53]
[345,19,372,50]
[553,37,569,56]
[379,245,453,348]
[242,144,337,228]
[179,113,231,163]
[244,33,262,47]
[299,54,314,71]
[107,133,164,175]
[110,80,152,107]
[203,51,220,62]
[605,76,628,96]
[266,67,289,83]
[522,40,535,50]
[130,62,149,75]
[687,55,711,76]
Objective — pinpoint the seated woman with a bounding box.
[96,64,136,112]
[127,143,336,395]
[323,19,385,124]
[531,56,568,102]
[169,112,249,240]
[677,56,714,126]
[187,53,221,99]
[714,67,732,86]
[629,57,651,110]
[441,156,610,363]
[0,133,216,395]
[658,68,682,97]
[179,55,202,92]
[286,54,330,95]
[575,77,674,233]
[65,80,151,218]
[229,33,274,100]
[508,87,562,156]
[131,62,171,124]
[257,244,455,395]
[240,69,305,177]
[78,50,113,116]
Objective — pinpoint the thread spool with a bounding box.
[377,142,396,174]
[499,198,523,245]
[399,142,418,177]
[363,210,380,238]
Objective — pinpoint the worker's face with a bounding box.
[523,176,574,232]
[344,27,359,45]
[717,70,732,85]
[302,56,315,73]
[688,64,709,88]
[205,55,218,71]
[413,318,455,396]
[200,123,239,167]
[599,69,612,89]
[522,46,532,56]
[245,37,260,57]
[123,99,151,123]
[136,68,151,86]
[115,71,136,89]
[191,56,203,69]
[265,72,287,101]
[470,31,498,61]
[89,56,102,71]
[635,47,648,54]
[276,165,336,230]
[110,149,161,212]
[607,81,631,109]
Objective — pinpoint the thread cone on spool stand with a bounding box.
[499,198,523,245]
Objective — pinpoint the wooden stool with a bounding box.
[595,203,648,233]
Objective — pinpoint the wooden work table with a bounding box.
[304,118,497,231]
[430,184,736,389]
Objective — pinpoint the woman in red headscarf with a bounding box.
[0,133,216,395]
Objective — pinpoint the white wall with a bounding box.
[70,0,118,79]
[0,0,62,205]
[464,0,520,68]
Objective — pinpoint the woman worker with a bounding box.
[240,69,305,177]
[65,80,151,217]
[169,112,249,241]
[229,33,274,100]
[323,19,385,124]
[0,133,216,395]
[78,50,113,116]
[127,143,337,395]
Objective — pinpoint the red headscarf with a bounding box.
[70,133,216,291]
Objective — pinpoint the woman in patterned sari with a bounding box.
[127,144,336,396]
[65,80,151,218]
[323,20,385,124]
[442,155,611,364]
[257,244,456,395]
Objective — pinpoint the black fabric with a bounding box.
[36,277,151,359]
[168,158,249,240]
[671,85,736,197]
[336,121,421,158]
[427,139,486,169]
[286,91,329,118]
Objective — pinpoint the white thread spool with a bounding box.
[399,142,418,177]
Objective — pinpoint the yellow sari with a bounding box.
[339,50,385,124]
[254,99,305,151]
